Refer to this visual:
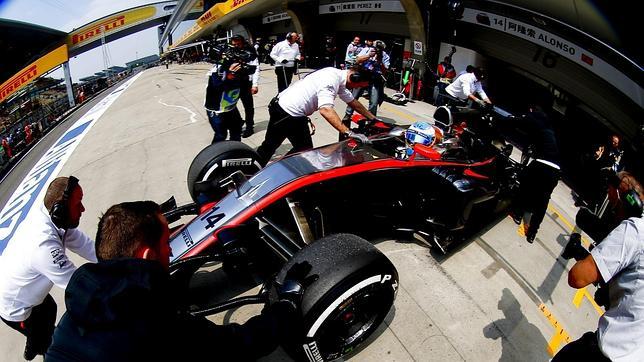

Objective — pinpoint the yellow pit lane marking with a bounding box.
[547,205,591,247]
[380,103,418,122]
[573,287,605,316]
[539,303,572,356]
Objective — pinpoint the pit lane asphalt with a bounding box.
[0,64,601,361]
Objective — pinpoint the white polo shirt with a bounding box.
[445,72,488,101]
[0,204,96,322]
[591,217,644,361]
[270,39,300,68]
[278,67,354,117]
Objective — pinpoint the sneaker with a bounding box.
[241,127,254,138]
[23,341,37,361]
[510,212,522,225]
[526,233,535,244]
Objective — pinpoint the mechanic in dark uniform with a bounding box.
[256,66,378,166]
[229,35,261,138]
[511,105,561,243]
[47,201,308,361]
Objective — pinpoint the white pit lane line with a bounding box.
[0,72,144,254]
[157,98,198,123]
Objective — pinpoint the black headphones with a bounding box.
[349,69,373,83]
[286,32,295,41]
[50,176,79,229]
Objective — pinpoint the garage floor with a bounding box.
[0,63,601,361]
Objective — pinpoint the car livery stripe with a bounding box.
[180,156,495,259]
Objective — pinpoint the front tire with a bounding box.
[272,234,398,361]
[187,141,262,203]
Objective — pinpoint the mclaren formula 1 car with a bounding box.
[164,105,521,361]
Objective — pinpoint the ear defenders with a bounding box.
[50,176,79,229]
[349,69,373,83]
[286,32,294,41]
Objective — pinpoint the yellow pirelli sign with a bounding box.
[172,0,254,50]
[0,44,69,104]
[67,6,157,50]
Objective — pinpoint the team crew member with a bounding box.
[0,176,96,360]
[230,35,261,138]
[552,216,644,361]
[270,32,302,92]
[47,201,308,361]
[511,106,560,243]
[256,67,377,166]
[445,67,491,107]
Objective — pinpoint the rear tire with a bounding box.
[272,234,398,361]
[187,141,262,203]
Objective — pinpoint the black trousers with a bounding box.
[275,67,295,93]
[1,294,57,355]
[514,161,560,238]
[239,82,254,129]
[551,331,610,361]
[256,98,311,166]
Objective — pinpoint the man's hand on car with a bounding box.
[346,130,370,144]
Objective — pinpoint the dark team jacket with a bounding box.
[522,110,560,166]
[204,64,242,113]
[46,258,294,362]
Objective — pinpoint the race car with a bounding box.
[163,105,521,361]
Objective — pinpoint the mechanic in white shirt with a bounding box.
[553,216,644,362]
[256,67,378,166]
[270,32,302,93]
[0,176,96,360]
[445,67,492,107]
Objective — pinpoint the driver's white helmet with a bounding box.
[405,121,437,147]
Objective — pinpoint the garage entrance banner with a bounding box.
[461,8,643,107]
[0,44,68,104]
[319,0,404,14]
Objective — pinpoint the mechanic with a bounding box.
[204,48,251,143]
[344,36,362,67]
[343,40,390,126]
[46,201,309,361]
[552,216,644,361]
[511,105,560,243]
[270,32,302,93]
[444,67,492,108]
[0,176,96,361]
[230,35,260,138]
[256,66,378,166]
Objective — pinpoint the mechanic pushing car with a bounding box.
[256,66,380,166]
[46,201,313,361]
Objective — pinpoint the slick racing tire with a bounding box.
[187,141,262,203]
[271,233,398,361]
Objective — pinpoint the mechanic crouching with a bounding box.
[46,201,307,361]
[552,214,644,361]
[256,66,379,166]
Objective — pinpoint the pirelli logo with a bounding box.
[71,16,126,45]
[0,65,37,100]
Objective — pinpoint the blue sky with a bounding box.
[0,0,194,82]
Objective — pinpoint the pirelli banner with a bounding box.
[172,0,255,49]
[67,2,176,53]
[0,44,69,104]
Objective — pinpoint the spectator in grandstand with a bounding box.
[1,137,12,159]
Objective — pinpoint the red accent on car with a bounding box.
[200,201,218,214]
[581,53,594,66]
[463,169,489,180]
[181,157,496,259]
[410,144,441,160]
